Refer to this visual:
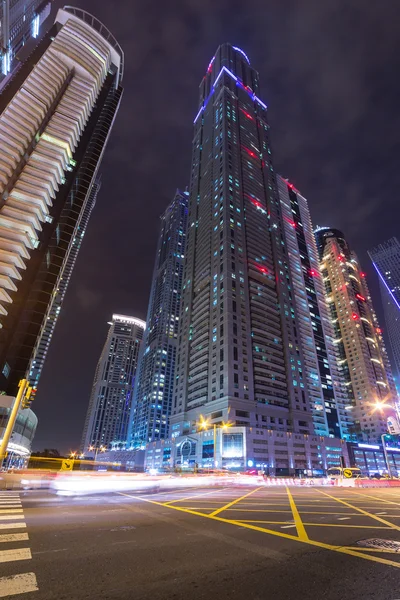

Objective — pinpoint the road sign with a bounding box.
[60,459,74,471]
[343,468,353,478]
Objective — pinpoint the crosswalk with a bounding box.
[0,491,38,597]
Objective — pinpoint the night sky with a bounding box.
[33,0,400,452]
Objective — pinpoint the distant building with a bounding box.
[81,315,145,454]
[315,227,398,441]
[0,7,123,398]
[368,237,400,378]
[0,0,52,84]
[130,189,188,447]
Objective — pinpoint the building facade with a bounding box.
[81,315,145,454]
[0,7,123,397]
[130,190,188,447]
[27,177,101,389]
[315,227,398,441]
[0,0,52,83]
[277,177,353,439]
[0,394,37,467]
[368,237,400,379]
[170,44,363,471]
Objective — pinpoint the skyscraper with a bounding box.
[0,0,52,82]
[81,315,145,453]
[277,177,353,439]
[172,43,333,449]
[368,237,400,378]
[130,190,188,447]
[315,227,398,441]
[0,7,123,397]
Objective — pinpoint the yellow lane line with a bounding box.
[341,546,400,554]
[224,509,367,515]
[317,490,400,532]
[234,520,391,529]
[348,491,400,506]
[209,487,264,517]
[117,492,400,569]
[164,488,231,506]
[286,487,308,540]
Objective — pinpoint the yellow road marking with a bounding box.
[286,487,308,540]
[342,546,400,554]
[349,491,400,506]
[235,520,390,529]
[164,488,230,506]
[317,490,400,532]
[117,492,400,569]
[209,487,264,517]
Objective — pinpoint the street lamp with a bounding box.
[370,399,396,477]
[198,416,232,469]
[88,445,106,462]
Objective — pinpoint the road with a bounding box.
[1,484,400,599]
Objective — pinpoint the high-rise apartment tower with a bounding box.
[0,7,123,396]
[368,237,400,378]
[277,177,353,439]
[130,190,188,447]
[171,44,344,443]
[81,315,145,453]
[315,227,397,441]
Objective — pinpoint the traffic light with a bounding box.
[21,386,37,409]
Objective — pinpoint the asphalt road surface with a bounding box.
[1,484,400,599]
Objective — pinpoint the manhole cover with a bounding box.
[357,538,400,552]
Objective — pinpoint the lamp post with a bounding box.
[371,399,396,477]
[198,417,231,469]
[88,445,106,462]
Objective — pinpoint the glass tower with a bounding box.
[172,44,324,439]
[277,177,353,439]
[0,0,52,83]
[130,190,188,447]
[368,237,400,379]
[0,7,123,397]
[315,227,398,442]
[81,315,145,454]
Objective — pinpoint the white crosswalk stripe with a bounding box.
[0,510,23,514]
[0,573,38,597]
[0,522,26,530]
[0,493,38,596]
[0,533,29,543]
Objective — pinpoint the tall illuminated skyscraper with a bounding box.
[0,0,52,82]
[130,190,188,447]
[368,237,400,378]
[277,177,353,439]
[0,7,123,397]
[81,315,145,453]
[315,227,398,441]
[171,43,335,450]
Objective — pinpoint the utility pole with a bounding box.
[0,379,28,469]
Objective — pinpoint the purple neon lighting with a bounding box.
[193,66,268,123]
[193,106,203,123]
[232,46,250,64]
[372,261,400,311]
